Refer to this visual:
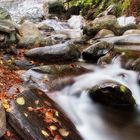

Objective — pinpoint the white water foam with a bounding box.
[53,61,140,140]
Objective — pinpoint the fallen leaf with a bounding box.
[41,130,49,137]
[59,128,69,137]
[16,97,25,105]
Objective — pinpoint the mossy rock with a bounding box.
[89,80,136,107]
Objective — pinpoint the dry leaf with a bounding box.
[59,128,69,137]
[41,130,49,137]
[16,97,25,105]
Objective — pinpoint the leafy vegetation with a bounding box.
[67,0,131,17]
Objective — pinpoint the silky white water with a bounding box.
[52,61,140,140]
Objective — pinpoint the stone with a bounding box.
[95,29,115,38]
[14,59,36,70]
[25,42,81,63]
[89,80,136,107]
[83,15,119,36]
[0,102,6,137]
[100,34,140,45]
[0,20,16,33]
[82,41,114,62]
[0,7,11,20]
[18,20,41,47]
[123,29,140,35]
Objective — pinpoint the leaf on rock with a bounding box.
[16,97,25,105]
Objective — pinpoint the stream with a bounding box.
[0,0,140,140]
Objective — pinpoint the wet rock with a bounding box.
[119,24,139,35]
[0,7,11,20]
[25,43,81,63]
[18,20,41,47]
[123,29,140,35]
[100,35,140,45]
[0,102,6,137]
[125,57,140,72]
[32,64,89,75]
[95,29,115,38]
[14,59,36,70]
[89,80,136,107]
[37,22,54,31]
[0,20,16,33]
[83,15,119,36]
[0,20,17,47]
[82,41,114,62]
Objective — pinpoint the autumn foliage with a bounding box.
[126,0,140,17]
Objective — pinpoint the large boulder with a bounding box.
[0,102,6,137]
[18,20,41,47]
[83,15,119,36]
[82,41,114,62]
[89,80,136,107]
[25,43,81,63]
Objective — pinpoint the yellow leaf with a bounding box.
[2,99,10,109]
[59,128,69,137]
[120,85,126,93]
[41,130,49,137]
[16,97,25,105]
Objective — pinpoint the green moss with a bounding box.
[68,0,130,18]
[122,0,130,11]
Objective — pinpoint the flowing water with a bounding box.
[51,61,140,140]
[1,0,140,139]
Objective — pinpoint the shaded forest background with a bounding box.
[66,0,140,19]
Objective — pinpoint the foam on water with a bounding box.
[53,61,140,140]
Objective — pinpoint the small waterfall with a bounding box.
[53,61,140,140]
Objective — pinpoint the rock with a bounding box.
[123,29,140,35]
[32,64,89,75]
[25,42,81,63]
[0,102,6,137]
[82,41,114,62]
[0,20,16,33]
[18,20,41,47]
[0,7,11,20]
[119,24,139,35]
[100,35,140,45]
[0,20,17,47]
[95,29,115,38]
[117,16,136,27]
[124,57,140,72]
[83,15,119,36]
[89,80,136,107]
[14,59,36,70]
[43,0,65,18]
[37,22,54,31]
